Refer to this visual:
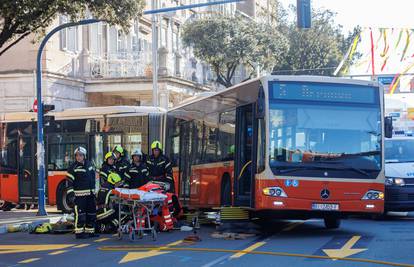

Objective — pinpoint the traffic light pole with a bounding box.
[35,0,243,216]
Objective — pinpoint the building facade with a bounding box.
[0,0,268,113]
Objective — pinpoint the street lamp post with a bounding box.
[35,0,244,216]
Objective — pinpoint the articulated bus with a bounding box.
[166,75,388,228]
[0,106,164,212]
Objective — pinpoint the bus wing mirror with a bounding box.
[384,116,393,138]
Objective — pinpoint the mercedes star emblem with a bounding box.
[321,189,330,199]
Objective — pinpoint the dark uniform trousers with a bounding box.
[96,187,118,233]
[66,161,97,235]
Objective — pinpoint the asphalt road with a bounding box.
[0,212,413,267]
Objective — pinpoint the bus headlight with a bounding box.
[362,190,384,200]
[263,187,287,197]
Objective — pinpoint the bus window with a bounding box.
[48,134,87,170]
[124,133,144,158]
[166,117,181,167]
[0,137,18,173]
[106,134,122,154]
[218,110,236,161]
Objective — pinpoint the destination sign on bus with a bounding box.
[270,81,377,104]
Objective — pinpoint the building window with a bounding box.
[59,16,78,52]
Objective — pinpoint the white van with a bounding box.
[384,136,414,211]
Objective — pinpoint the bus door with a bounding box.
[178,121,192,205]
[17,135,37,203]
[234,104,256,207]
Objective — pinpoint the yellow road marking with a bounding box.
[230,242,266,259]
[18,258,41,264]
[119,240,183,264]
[73,244,90,248]
[282,222,304,232]
[94,238,110,243]
[48,250,68,255]
[323,236,367,259]
[0,244,74,254]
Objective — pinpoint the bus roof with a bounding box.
[0,106,166,122]
[168,75,378,121]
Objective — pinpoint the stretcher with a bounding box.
[112,188,167,241]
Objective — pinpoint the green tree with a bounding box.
[182,16,288,88]
[273,8,357,76]
[0,0,145,56]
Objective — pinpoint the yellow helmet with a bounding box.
[107,172,122,185]
[105,152,115,161]
[151,141,162,150]
[113,145,124,155]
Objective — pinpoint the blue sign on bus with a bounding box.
[378,76,394,85]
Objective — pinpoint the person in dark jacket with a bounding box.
[113,145,130,182]
[99,152,117,186]
[66,146,98,239]
[127,149,149,189]
[146,141,174,193]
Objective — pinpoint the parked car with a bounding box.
[384,136,414,211]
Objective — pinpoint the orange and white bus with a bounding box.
[166,75,390,228]
[0,106,165,212]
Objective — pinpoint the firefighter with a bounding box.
[96,172,123,233]
[113,145,130,182]
[99,152,117,186]
[146,141,174,193]
[127,149,149,189]
[66,147,98,239]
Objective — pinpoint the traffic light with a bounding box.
[297,0,311,28]
[43,104,55,113]
[43,104,55,127]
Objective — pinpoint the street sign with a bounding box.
[297,0,311,28]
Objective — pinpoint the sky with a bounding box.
[280,0,414,33]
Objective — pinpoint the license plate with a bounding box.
[311,203,339,211]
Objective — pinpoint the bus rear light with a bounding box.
[362,190,384,200]
[263,187,287,197]
[366,204,375,209]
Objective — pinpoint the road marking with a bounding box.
[48,250,68,255]
[0,244,74,254]
[323,236,367,259]
[73,244,90,248]
[119,240,183,264]
[230,241,266,259]
[282,221,304,232]
[94,238,110,243]
[18,258,41,264]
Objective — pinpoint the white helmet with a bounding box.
[74,146,87,157]
[131,149,143,157]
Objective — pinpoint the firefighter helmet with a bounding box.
[74,146,87,157]
[104,152,116,161]
[113,145,124,155]
[107,172,122,185]
[131,149,143,157]
[151,141,162,150]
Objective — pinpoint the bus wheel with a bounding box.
[324,217,341,229]
[220,174,231,206]
[56,183,74,214]
[0,200,14,211]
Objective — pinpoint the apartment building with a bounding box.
[0,0,267,113]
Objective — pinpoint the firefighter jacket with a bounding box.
[66,160,95,197]
[127,162,149,188]
[146,154,174,186]
[115,157,130,181]
[99,163,117,184]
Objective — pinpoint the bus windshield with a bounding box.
[268,81,382,179]
[385,139,414,163]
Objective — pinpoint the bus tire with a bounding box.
[220,174,231,206]
[324,217,341,229]
[56,182,74,214]
[0,200,14,211]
